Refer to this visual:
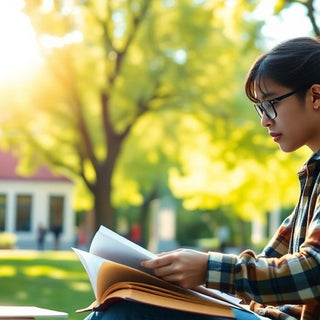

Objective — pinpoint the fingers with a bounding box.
[141,253,174,270]
[141,251,184,280]
[141,249,208,289]
[156,249,183,257]
[141,252,186,285]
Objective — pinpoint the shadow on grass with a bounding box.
[0,250,94,320]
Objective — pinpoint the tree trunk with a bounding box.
[138,190,158,247]
[92,129,127,232]
[93,180,114,232]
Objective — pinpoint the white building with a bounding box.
[0,150,75,250]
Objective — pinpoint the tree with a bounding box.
[166,0,320,221]
[0,0,261,232]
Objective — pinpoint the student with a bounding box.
[85,37,320,320]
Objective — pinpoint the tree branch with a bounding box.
[288,0,320,36]
[304,0,320,36]
[104,0,152,86]
[71,92,99,172]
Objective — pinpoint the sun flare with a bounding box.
[0,1,42,85]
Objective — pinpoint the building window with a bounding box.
[49,196,64,250]
[49,195,64,232]
[0,194,6,231]
[16,195,32,231]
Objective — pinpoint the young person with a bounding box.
[85,37,320,320]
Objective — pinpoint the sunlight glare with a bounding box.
[40,31,83,49]
[0,0,42,85]
[0,266,16,277]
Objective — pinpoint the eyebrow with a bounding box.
[255,80,277,100]
[260,91,277,100]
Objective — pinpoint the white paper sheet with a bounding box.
[89,225,157,272]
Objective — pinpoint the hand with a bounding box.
[141,248,208,289]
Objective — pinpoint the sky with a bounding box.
[254,0,315,49]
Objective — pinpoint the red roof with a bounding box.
[0,150,72,182]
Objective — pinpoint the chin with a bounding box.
[278,144,301,153]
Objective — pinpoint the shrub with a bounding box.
[0,232,17,249]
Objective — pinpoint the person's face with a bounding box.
[254,78,320,153]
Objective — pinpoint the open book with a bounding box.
[73,225,251,319]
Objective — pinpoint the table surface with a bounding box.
[0,306,68,319]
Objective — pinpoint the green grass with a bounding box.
[0,250,95,320]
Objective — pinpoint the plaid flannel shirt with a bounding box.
[206,150,320,320]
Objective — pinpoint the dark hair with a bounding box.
[245,37,320,102]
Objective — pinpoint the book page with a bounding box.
[96,260,190,301]
[96,260,244,310]
[73,248,106,298]
[100,286,235,319]
[195,286,242,305]
[89,225,157,273]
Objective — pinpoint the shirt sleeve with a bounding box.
[206,208,320,306]
[260,212,294,258]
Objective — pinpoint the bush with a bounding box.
[0,232,17,249]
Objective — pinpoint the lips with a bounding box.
[269,132,282,142]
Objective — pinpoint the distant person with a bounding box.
[51,224,62,250]
[37,223,47,250]
[77,224,88,250]
[130,223,142,245]
[217,224,229,253]
[85,37,320,319]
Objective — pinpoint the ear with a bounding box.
[310,84,320,109]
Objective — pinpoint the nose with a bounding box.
[261,112,273,127]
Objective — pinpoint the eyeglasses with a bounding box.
[254,89,300,120]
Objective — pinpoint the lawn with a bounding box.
[0,250,95,320]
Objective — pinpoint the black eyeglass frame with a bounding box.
[254,89,300,120]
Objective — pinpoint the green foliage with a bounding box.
[274,0,287,14]
[176,206,254,249]
[176,209,213,247]
[168,115,309,219]
[0,0,312,231]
